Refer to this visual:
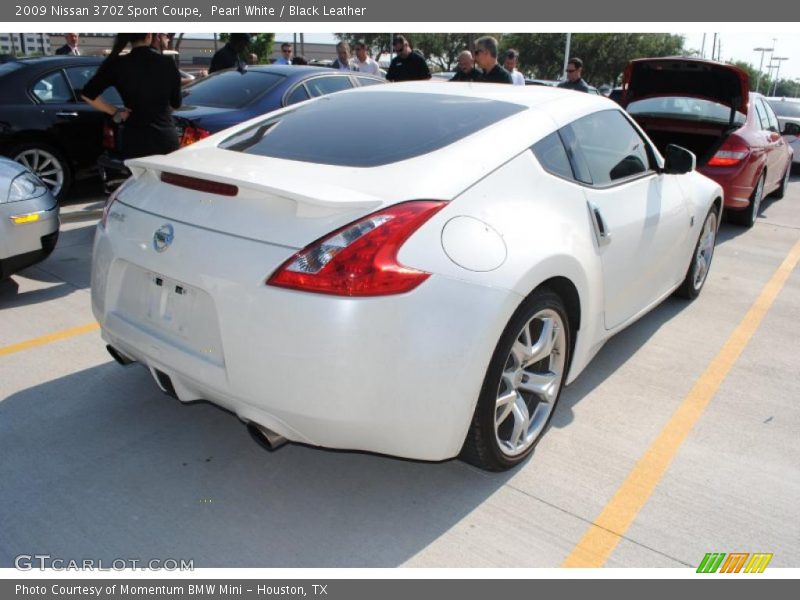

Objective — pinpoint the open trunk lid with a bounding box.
[622,57,750,115]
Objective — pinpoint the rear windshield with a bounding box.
[219,91,526,167]
[767,100,800,119]
[627,96,745,126]
[182,70,284,109]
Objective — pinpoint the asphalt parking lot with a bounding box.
[1,173,799,569]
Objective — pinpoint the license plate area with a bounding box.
[113,262,224,365]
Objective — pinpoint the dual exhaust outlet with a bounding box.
[106,344,287,451]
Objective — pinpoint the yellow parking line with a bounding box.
[0,322,100,358]
[562,237,800,568]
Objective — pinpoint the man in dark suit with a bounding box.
[55,33,80,56]
[209,33,250,74]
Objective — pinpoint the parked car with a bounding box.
[0,156,59,279]
[622,57,794,227]
[99,65,385,191]
[0,56,122,200]
[766,97,800,167]
[93,83,721,471]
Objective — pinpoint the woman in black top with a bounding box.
[82,33,182,158]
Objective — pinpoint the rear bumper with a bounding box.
[699,159,760,211]
[91,212,521,462]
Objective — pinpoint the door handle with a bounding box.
[590,204,612,246]
[56,111,79,118]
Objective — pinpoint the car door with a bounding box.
[28,65,110,169]
[564,109,693,330]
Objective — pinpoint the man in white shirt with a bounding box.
[350,41,382,77]
[503,49,525,86]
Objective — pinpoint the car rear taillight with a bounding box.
[160,172,238,196]
[180,125,211,147]
[102,123,115,150]
[267,200,447,297]
[707,140,750,167]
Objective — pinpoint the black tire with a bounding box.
[460,287,571,471]
[770,163,791,200]
[675,206,719,300]
[9,141,72,202]
[727,172,764,228]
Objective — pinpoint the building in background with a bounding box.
[0,33,51,56]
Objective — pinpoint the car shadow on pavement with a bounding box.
[552,296,687,430]
[0,361,514,568]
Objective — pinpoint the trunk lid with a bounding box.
[622,57,750,115]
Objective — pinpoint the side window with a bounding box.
[305,75,353,97]
[285,84,310,106]
[760,100,780,132]
[532,132,574,180]
[568,110,652,185]
[31,70,73,104]
[356,76,383,87]
[753,100,769,131]
[65,65,122,105]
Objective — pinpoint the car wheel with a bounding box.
[771,164,791,200]
[11,142,72,201]
[675,206,718,300]
[728,171,765,228]
[461,287,571,471]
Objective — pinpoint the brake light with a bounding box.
[267,200,447,296]
[180,125,211,147]
[161,172,238,196]
[707,140,750,167]
[102,123,115,150]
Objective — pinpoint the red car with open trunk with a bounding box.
[622,57,794,227]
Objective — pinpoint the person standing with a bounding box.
[449,50,481,82]
[331,42,353,71]
[274,43,292,65]
[503,49,525,86]
[209,33,250,73]
[558,58,591,92]
[386,35,431,82]
[473,37,512,84]
[81,33,182,159]
[351,41,381,76]
[55,33,80,56]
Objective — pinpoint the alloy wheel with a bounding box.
[494,309,566,457]
[692,210,717,291]
[14,148,65,198]
[750,174,765,226]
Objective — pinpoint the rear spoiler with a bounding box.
[125,155,383,211]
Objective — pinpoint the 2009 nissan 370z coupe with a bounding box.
[91,83,723,471]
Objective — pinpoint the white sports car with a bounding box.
[91,83,722,471]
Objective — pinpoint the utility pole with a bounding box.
[753,46,774,93]
[770,58,789,96]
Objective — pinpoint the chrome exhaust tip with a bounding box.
[106,345,136,366]
[247,422,288,451]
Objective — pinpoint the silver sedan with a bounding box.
[0,157,59,280]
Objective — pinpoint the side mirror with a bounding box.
[782,122,800,137]
[663,144,696,174]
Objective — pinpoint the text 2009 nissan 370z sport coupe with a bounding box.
[91,83,723,471]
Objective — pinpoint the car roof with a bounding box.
[12,55,104,66]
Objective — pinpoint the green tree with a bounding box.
[504,33,685,85]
